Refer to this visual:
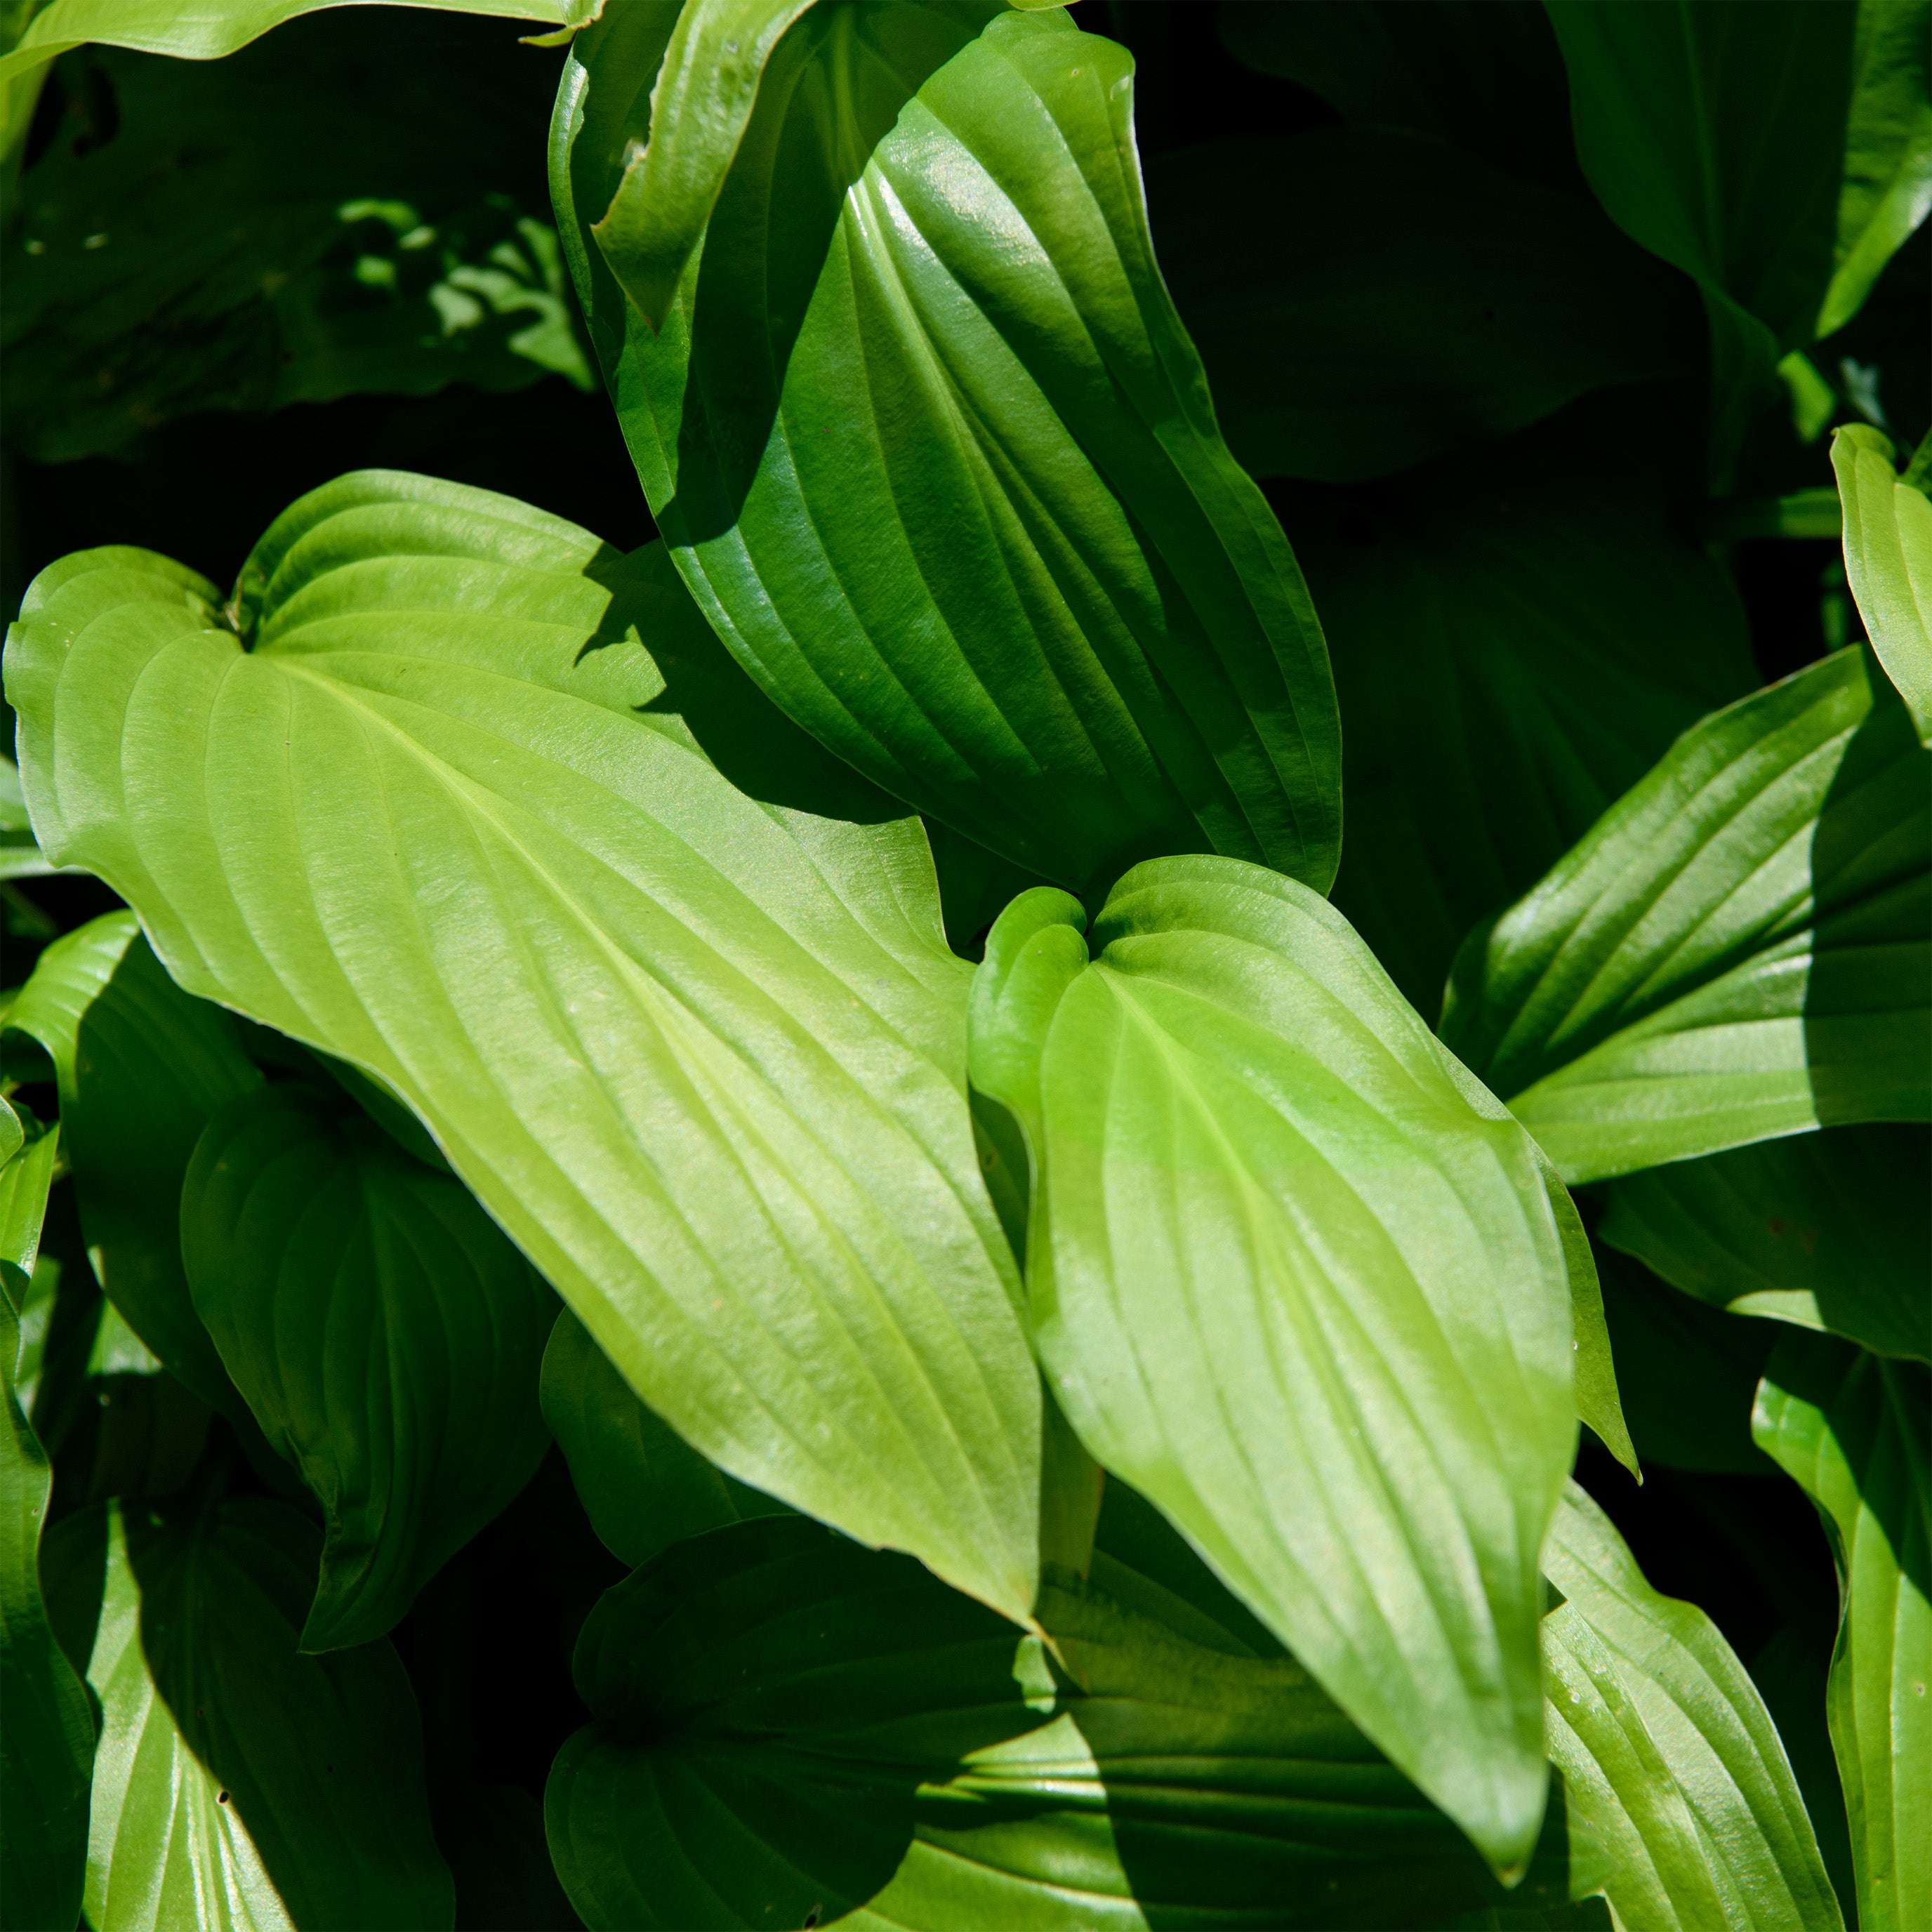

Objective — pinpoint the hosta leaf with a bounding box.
[1754,1335,1931,1932]
[1,1212,93,1932]
[1832,423,1932,742]
[1600,1126,1932,1362]
[967,856,1577,1874]
[1273,412,1755,1012]
[4,911,265,1422]
[1542,1480,1844,1932]
[2,749,67,880]
[180,1082,555,1649]
[540,1304,788,1570]
[0,1095,60,1293]
[1440,647,1931,1184]
[4,471,1043,1626]
[43,1495,453,1931]
[1146,131,1690,485]
[6,15,590,464]
[1818,0,1932,338]
[553,0,1342,899]
[1542,0,1858,479]
[545,1513,1583,1931]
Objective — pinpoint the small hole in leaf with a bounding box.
[803,1908,822,1929]
[217,1791,230,1804]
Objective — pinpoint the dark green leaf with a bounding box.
[1542,1480,1844,1932]
[1755,1335,1931,1932]
[1440,647,1931,1183]
[967,858,1577,1874]
[439,1780,582,1932]
[1599,1125,1932,1362]
[1833,423,1932,742]
[545,1513,1582,1931]
[180,1082,555,1648]
[539,1304,788,1571]
[1146,131,1690,484]
[553,0,1342,899]
[0,1094,59,1295]
[43,1493,454,1931]
[4,472,1043,1627]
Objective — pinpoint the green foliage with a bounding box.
[1833,423,1932,739]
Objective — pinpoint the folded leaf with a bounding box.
[4,911,265,1422]
[1817,0,1932,338]
[1147,130,1691,484]
[553,0,1341,899]
[1754,1335,1931,1932]
[4,471,1042,1627]
[42,1495,454,1931]
[1542,1479,1844,1932]
[180,1082,555,1649]
[1833,423,1932,742]
[968,856,1577,1874]
[0,1095,59,1296]
[545,1513,1582,1931]
[540,1304,788,1570]
[1600,1126,1932,1362]
[1440,647,1931,1183]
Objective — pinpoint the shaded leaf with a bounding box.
[545,1512,1583,1931]
[967,857,1577,1874]
[1833,423,1932,741]
[1146,130,1691,485]
[439,1780,582,1932]
[553,0,1341,899]
[1440,647,1931,1184]
[539,1304,788,1571]
[1754,1334,1931,1932]
[1599,1125,1932,1362]
[1542,1479,1844,1932]
[43,1493,453,1931]
[180,1082,555,1649]
[0,1094,59,1294]
[4,471,1043,1627]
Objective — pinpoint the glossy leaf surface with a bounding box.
[4,912,265,1421]
[554,0,1341,898]
[1441,647,1931,1183]
[0,1096,58,1290]
[180,1082,555,1649]
[540,1304,788,1570]
[1147,131,1690,484]
[968,856,1577,1873]
[4,472,1042,1626]
[1,749,64,879]
[43,1495,452,1931]
[1275,413,1755,1012]
[545,1513,1582,1930]
[1600,1126,1932,1362]
[1833,424,1932,742]
[1542,1481,1844,1932]
[1755,1335,1931,1932]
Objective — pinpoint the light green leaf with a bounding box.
[2,749,72,879]
[4,471,1043,1627]
[1,1215,93,1932]
[553,0,1342,900]
[1600,1125,1932,1362]
[180,1082,555,1649]
[1542,1479,1844,1932]
[1754,1335,1931,1932]
[4,912,266,1423]
[539,1304,788,1570]
[968,855,1577,1874]
[1440,647,1931,1183]
[1542,0,1858,482]
[1833,423,1932,742]
[43,1494,454,1931]
[545,1512,1584,1931]
[1818,0,1932,338]
[0,1094,60,1293]
[1146,130,1691,485]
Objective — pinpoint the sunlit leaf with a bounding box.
[1,750,70,880]
[967,857,1577,1874]
[1542,1480,1845,1932]
[180,1081,555,1648]
[553,0,1342,899]
[1440,647,1931,1184]
[1832,423,1932,742]
[4,471,1043,1626]
[0,1094,59,1294]
[1600,1125,1932,1362]
[43,1494,454,1931]
[1755,1334,1931,1932]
